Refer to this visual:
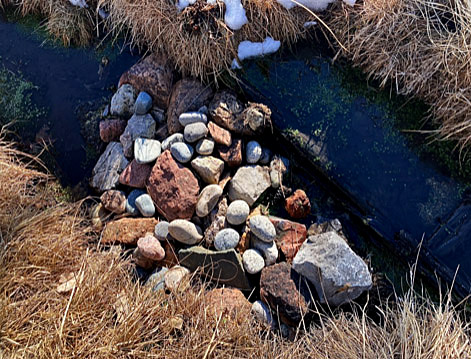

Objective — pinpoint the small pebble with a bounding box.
[134,91,153,115]
[154,221,170,241]
[161,133,184,151]
[137,234,165,260]
[135,193,155,217]
[251,300,274,327]
[242,249,265,274]
[170,142,194,163]
[195,138,214,155]
[184,122,208,143]
[134,138,161,164]
[164,265,190,291]
[246,141,262,164]
[179,112,208,126]
[168,219,203,245]
[196,184,223,217]
[226,200,250,225]
[125,189,146,215]
[214,228,240,251]
[249,215,276,242]
[259,148,272,165]
[146,267,168,292]
[252,237,278,265]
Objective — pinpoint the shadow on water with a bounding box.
[239,37,471,297]
[0,11,138,186]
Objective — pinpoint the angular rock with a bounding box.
[161,133,184,151]
[292,232,372,306]
[228,166,270,206]
[168,219,203,245]
[110,84,136,118]
[119,159,152,188]
[178,246,251,290]
[226,200,250,225]
[191,156,224,184]
[135,193,155,217]
[246,140,262,164]
[270,217,307,262]
[137,233,165,260]
[285,189,311,219]
[134,138,161,164]
[120,114,156,157]
[183,122,208,143]
[179,112,207,126]
[205,288,251,318]
[241,102,272,133]
[119,53,173,109]
[170,142,194,163]
[90,142,129,192]
[214,228,240,251]
[260,262,309,326]
[102,218,158,245]
[100,190,126,214]
[208,91,246,134]
[252,237,278,265]
[208,121,231,146]
[147,151,200,221]
[218,138,243,167]
[99,119,127,143]
[125,189,146,216]
[134,91,153,115]
[196,184,223,218]
[270,156,289,189]
[164,265,190,292]
[167,79,213,134]
[195,138,214,155]
[249,215,276,242]
[203,198,228,247]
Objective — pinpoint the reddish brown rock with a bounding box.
[205,288,251,319]
[208,121,231,146]
[218,138,242,167]
[285,189,311,219]
[209,91,245,133]
[119,53,173,109]
[260,262,309,327]
[119,159,152,188]
[146,150,199,221]
[137,233,165,260]
[100,190,126,214]
[270,217,307,262]
[167,79,213,134]
[102,218,158,245]
[132,247,156,270]
[99,119,127,143]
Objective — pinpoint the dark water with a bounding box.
[240,42,471,296]
[0,14,137,185]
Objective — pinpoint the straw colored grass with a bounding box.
[328,0,471,154]
[1,138,470,358]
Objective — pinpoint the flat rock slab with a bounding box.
[101,218,158,245]
[147,150,199,221]
[228,165,271,206]
[270,216,307,262]
[178,246,251,290]
[292,231,372,307]
[90,142,129,192]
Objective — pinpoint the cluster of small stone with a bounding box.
[89,52,373,332]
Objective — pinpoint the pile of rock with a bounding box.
[89,53,372,331]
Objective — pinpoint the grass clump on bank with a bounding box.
[1,139,470,358]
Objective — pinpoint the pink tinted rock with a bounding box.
[99,119,127,142]
[218,138,242,167]
[119,159,152,188]
[137,234,165,260]
[208,121,232,146]
[100,190,126,214]
[270,217,307,262]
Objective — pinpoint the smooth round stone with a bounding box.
[249,215,276,242]
[252,237,278,265]
[226,200,250,225]
[135,193,155,217]
[184,122,208,143]
[259,148,272,165]
[161,133,184,151]
[164,265,190,291]
[214,228,240,251]
[246,141,262,164]
[170,142,194,163]
[125,189,146,215]
[137,234,165,260]
[251,300,274,327]
[168,219,203,245]
[195,138,214,155]
[134,138,161,164]
[146,267,168,292]
[154,221,170,241]
[179,112,208,126]
[242,249,265,274]
[196,184,223,217]
[134,91,153,115]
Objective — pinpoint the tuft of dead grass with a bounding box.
[328,0,471,155]
[1,138,470,358]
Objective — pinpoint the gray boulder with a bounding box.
[110,84,136,117]
[120,114,156,157]
[90,142,129,192]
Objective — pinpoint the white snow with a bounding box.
[231,58,242,69]
[69,0,88,8]
[207,0,217,4]
[176,0,196,11]
[342,0,356,5]
[223,0,248,30]
[98,8,109,19]
[303,21,317,28]
[238,37,281,61]
[276,0,355,11]
[276,0,296,9]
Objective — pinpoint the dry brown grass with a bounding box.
[1,138,470,358]
[328,0,471,154]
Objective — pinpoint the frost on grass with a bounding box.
[69,0,88,8]
[232,37,281,68]
[223,0,248,30]
[276,0,355,11]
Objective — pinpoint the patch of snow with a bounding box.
[343,0,356,5]
[231,59,242,69]
[276,0,296,9]
[207,0,217,4]
[98,8,109,19]
[223,0,248,30]
[176,0,196,11]
[276,0,335,11]
[69,0,88,8]
[238,37,281,61]
[303,21,317,28]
